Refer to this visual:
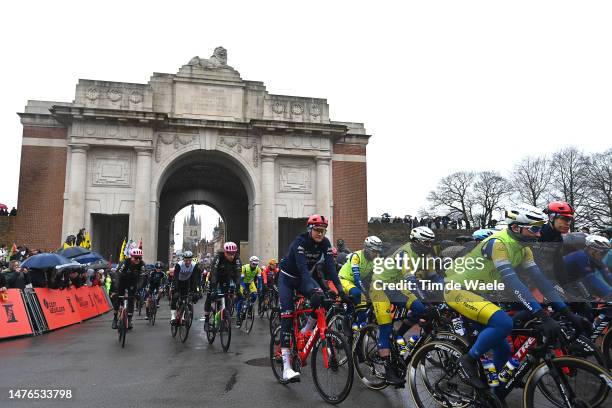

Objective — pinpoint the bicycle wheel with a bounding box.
[171,306,179,338]
[228,297,235,317]
[270,325,300,384]
[206,311,216,344]
[117,310,125,344]
[409,340,477,408]
[244,303,255,334]
[179,306,192,343]
[353,324,387,390]
[524,356,611,408]
[310,329,353,404]
[121,312,128,348]
[602,328,612,369]
[220,309,232,352]
[151,304,156,326]
[269,308,280,336]
[137,296,143,316]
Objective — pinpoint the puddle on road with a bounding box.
[245,357,271,367]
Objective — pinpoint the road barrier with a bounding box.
[0,286,112,340]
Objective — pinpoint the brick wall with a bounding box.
[14,126,68,251]
[332,143,368,251]
[0,217,16,247]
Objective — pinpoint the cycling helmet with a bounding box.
[268,258,278,265]
[307,214,328,228]
[249,255,260,265]
[155,261,163,269]
[472,229,495,241]
[585,235,611,252]
[224,242,238,253]
[504,204,547,226]
[545,201,575,219]
[410,226,435,243]
[183,250,193,258]
[364,236,383,252]
[130,248,143,257]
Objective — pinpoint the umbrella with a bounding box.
[21,253,73,269]
[56,246,91,258]
[87,259,110,270]
[73,251,105,264]
[0,203,7,210]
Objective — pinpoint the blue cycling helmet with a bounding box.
[472,229,495,242]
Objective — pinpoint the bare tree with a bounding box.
[511,156,552,207]
[551,147,589,227]
[472,171,510,228]
[582,149,612,230]
[427,171,476,229]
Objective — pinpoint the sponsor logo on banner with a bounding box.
[35,288,82,330]
[0,289,33,339]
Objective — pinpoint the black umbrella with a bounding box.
[56,246,91,258]
[21,253,73,269]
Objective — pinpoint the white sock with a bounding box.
[301,317,316,334]
[281,348,292,371]
[171,310,176,320]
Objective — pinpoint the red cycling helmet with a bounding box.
[307,214,328,228]
[545,201,575,218]
[223,242,238,253]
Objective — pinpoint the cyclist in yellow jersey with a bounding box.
[236,255,261,327]
[338,236,383,331]
[444,204,589,389]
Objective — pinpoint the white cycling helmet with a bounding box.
[504,204,547,227]
[585,235,611,252]
[249,255,260,265]
[182,250,193,258]
[364,236,383,252]
[410,226,435,243]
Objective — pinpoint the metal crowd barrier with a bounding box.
[22,287,48,335]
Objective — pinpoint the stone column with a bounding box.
[66,143,89,235]
[260,153,277,262]
[134,147,153,258]
[316,156,333,242]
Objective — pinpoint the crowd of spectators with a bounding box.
[370,213,494,230]
[0,207,17,216]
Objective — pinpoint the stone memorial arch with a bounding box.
[16,47,370,263]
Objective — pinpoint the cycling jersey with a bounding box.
[279,232,342,291]
[564,249,612,298]
[444,229,567,323]
[173,261,200,289]
[338,250,375,289]
[149,270,165,286]
[241,264,261,284]
[209,251,241,287]
[262,266,279,285]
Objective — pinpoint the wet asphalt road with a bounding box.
[0,300,523,408]
[0,300,416,408]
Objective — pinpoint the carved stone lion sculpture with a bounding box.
[188,47,230,69]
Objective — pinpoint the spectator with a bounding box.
[0,270,6,290]
[0,244,6,260]
[0,208,7,216]
[434,216,441,229]
[381,213,391,223]
[403,215,411,224]
[427,218,433,229]
[419,217,427,226]
[488,219,498,229]
[68,268,83,288]
[9,207,17,216]
[2,260,30,290]
[76,228,86,247]
[450,220,457,229]
[336,239,351,255]
[393,216,402,223]
[457,219,463,229]
[412,217,419,229]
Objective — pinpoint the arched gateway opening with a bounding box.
[156,150,252,265]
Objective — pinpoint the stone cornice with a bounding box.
[50,105,167,126]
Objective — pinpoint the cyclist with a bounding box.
[563,235,612,301]
[277,214,350,383]
[370,227,431,385]
[338,236,383,333]
[443,204,587,389]
[236,255,261,327]
[533,201,575,286]
[170,251,201,325]
[203,242,242,330]
[148,261,165,309]
[111,248,145,330]
[262,258,279,291]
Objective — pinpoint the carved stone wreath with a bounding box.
[272,102,285,114]
[291,104,304,115]
[219,136,259,168]
[129,91,142,104]
[86,88,99,101]
[310,104,321,117]
[154,133,195,162]
[108,88,122,102]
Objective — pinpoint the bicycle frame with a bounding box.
[290,306,329,368]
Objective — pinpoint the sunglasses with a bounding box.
[131,256,142,260]
[556,215,573,222]
[225,251,237,256]
[525,225,543,234]
[312,227,327,235]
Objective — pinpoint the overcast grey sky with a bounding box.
[2,1,611,219]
